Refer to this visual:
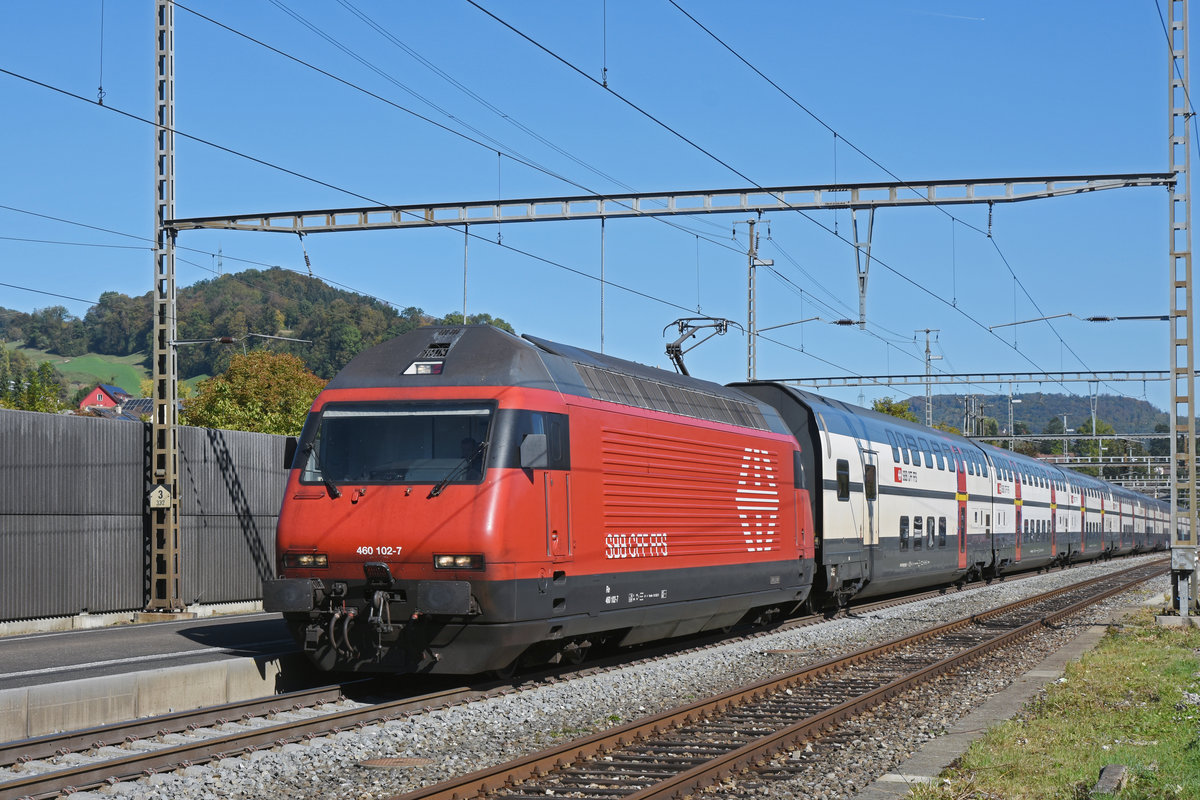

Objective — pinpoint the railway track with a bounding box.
[383,560,1166,800]
[0,558,1162,800]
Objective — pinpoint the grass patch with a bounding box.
[908,609,1200,799]
[4,343,149,394]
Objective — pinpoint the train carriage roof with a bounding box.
[326,325,790,435]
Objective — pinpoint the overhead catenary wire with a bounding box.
[465,2,1088,397]
[4,7,1152,398]
[171,2,740,248]
[663,1,1107,397]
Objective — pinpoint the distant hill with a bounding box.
[908,392,1168,434]
[0,268,513,382]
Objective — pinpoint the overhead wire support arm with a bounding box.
[776,370,1184,388]
[165,173,1176,234]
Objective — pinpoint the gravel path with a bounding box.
[48,555,1165,800]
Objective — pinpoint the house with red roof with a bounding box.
[79,383,131,411]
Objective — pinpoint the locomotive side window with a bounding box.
[793,450,808,490]
[491,409,571,470]
[864,464,877,500]
[899,516,909,549]
[836,459,850,501]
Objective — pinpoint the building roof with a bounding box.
[98,383,131,399]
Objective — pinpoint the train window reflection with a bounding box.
[300,402,494,485]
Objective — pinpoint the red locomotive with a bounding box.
[265,325,1169,675]
[265,325,815,674]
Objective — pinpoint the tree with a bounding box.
[0,360,66,413]
[1070,417,1117,477]
[1040,415,1066,455]
[182,350,326,435]
[438,312,515,334]
[872,396,919,423]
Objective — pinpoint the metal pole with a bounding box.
[1168,0,1198,619]
[148,0,181,611]
[462,223,468,323]
[747,219,757,381]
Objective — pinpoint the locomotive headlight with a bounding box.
[434,554,485,570]
[284,551,329,568]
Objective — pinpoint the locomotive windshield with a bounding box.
[297,401,494,485]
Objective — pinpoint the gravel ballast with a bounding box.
[31,555,1166,800]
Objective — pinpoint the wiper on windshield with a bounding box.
[303,442,343,498]
[428,440,488,499]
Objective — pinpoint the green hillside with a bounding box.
[909,391,1168,434]
[2,343,147,396]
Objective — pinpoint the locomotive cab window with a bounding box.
[298,401,495,486]
[836,459,850,501]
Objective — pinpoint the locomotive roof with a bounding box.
[326,325,791,435]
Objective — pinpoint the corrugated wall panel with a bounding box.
[0,515,142,620]
[0,412,288,620]
[178,426,288,517]
[180,514,279,604]
[0,410,142,515]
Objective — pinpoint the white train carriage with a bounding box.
[733,382,1173,609]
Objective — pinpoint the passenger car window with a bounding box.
[864,464,877,500]
[836,459,850,501]
[900,516,909,549]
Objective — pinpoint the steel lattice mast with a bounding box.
[148,0,182,611]
[1168,0,1198,619]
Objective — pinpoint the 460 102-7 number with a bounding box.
[355,545,401,556]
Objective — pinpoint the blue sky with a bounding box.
[0,2,1185,414]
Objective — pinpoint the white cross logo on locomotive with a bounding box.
[738,448,780,552]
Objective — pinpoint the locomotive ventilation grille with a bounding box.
[417,328,463,360]
[575,363,770,431]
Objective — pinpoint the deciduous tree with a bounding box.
[182,351,325,435]
[872,396,919,423]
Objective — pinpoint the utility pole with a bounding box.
[148,0,182,611]
[1168,0,1198,621]
[853,208,875,330]
[741,219,773,381]
[918,329,941,427]
[1008,385,1022,450]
